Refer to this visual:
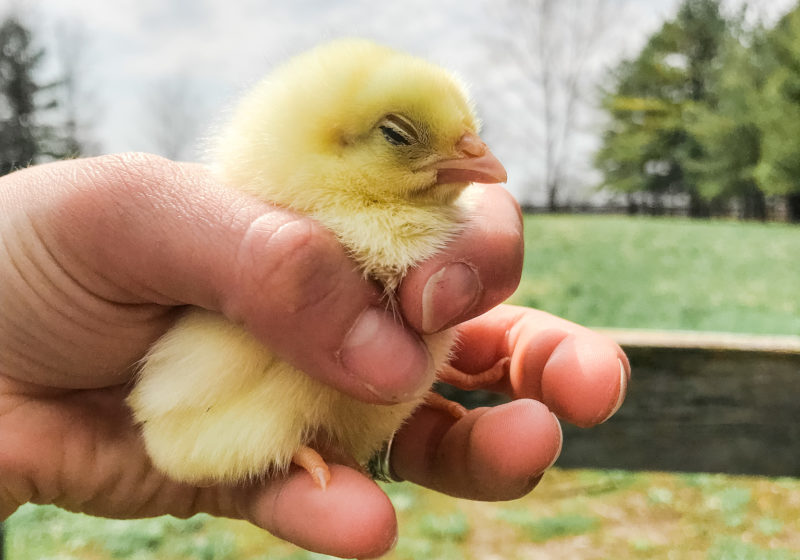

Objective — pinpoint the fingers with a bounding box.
[391,399,562,501]
[3,154,429,402]
[391,302,629,502]
[6,156,525,403]
[233,466,397,559]
[449,304,630,428]
[398,183,524,334]
[221,207,431,405]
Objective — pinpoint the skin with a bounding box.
[0,153,629,559]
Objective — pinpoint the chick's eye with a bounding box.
[380,125,411,146]
[378,114,419,147]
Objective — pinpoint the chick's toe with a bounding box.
[292,446,332,490]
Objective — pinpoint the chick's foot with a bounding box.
[427,358,511,419]
[292,446,332,490]
[438,357,509,391]
[424,391,467,419]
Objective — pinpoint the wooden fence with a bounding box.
[556,329,800,477]
[439,329,800,477]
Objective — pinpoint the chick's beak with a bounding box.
[433,132,508,185]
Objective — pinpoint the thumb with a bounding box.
[12,153,431,403]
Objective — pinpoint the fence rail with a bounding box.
[556,329,800,477]
[439,329,800,477]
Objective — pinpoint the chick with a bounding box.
[127,39,507,488]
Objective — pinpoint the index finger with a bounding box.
[449,304,630,428]
[390,305,630,500]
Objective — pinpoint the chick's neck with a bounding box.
[309,189,468,289]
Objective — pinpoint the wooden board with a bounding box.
[440,330,800,477]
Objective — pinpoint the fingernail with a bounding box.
[421,262,481,333]
[545,412,563,471]
[599,359,629,424]
[341,307,433,402]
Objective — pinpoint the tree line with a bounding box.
[596,0,800,222]
[0,15,88,175]
[5,2,800,222]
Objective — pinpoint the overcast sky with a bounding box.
[2,0,797,202]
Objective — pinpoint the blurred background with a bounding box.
[1,0,798,214]
[1,0,799,559]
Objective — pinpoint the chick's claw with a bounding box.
[292,446,332,490]
[437,357,509,391]
[424,391,468,419]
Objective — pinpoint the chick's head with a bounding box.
[215,39,506,211]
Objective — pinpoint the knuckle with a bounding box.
[235,213,348,316]
[467,219,523,301]
[498,226,525,282]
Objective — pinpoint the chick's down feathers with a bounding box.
[127,39,507,485]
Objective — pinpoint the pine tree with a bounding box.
[753,5,800,222]
[684,11,770,220]
[0,16,42,175]
[0,15,82,176]
[595,0,732,217]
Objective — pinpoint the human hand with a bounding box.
[393,304,630,501]
[0,153,628,558]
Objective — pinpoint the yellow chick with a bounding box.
[127,39,507,488]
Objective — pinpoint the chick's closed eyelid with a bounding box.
[380,125,412,146]
[380,114,420,140]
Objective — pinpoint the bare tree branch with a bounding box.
[51,20,100,156]
[487,0,620,208]
[144,75,204,161]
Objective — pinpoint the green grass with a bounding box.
[417,512,470,542]
[5,506,238,560]
[496,509,600,542]
[511,215,800,335]
[8,469,800,559]
[708,537,799,560]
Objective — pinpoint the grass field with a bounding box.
[5,215,800,559]
[511,215,800,336]
[8,469,800,559]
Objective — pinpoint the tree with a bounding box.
[684,15,770,220]
[51,20,99,157]
[752,5,800,222]
[595,0,733,217]
[0,15,84,176]
[490,0,618,210]
[144,74,204,161]
[595,58,689,214]
[0,15,41,176]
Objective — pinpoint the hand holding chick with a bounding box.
[127,40,508,488]
[1,147,629,558]
[0,34,631,560]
